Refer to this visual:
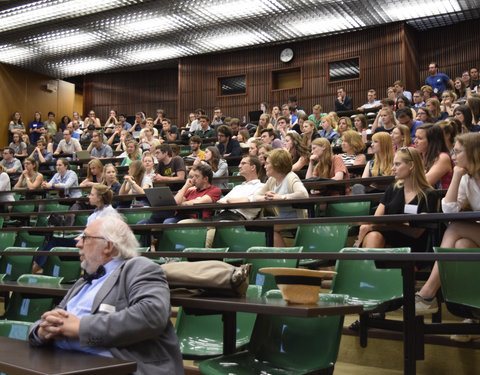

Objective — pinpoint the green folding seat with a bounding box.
[319,247,409,347]
[325,201,371,217]
[293,224,349,267]
[2,274,63,322]
[0,247,38,281]
[0,232,16,251]
[199,290,344,375]
[42,247,81,283]
[435,247,480,319]
[14,232,45,249]
[0,320,32,340]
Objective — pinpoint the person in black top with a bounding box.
[358,147,439,253]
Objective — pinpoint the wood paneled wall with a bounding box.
[83,69,178,124]
[0,63,74,148]
[78,19,479,127]
[177,23,409,123]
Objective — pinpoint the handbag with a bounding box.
[161,261,251,297]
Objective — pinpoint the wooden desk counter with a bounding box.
[0,336,136,375]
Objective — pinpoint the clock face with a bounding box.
[280,48,294,63]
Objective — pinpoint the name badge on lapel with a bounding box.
[99,303,116,313]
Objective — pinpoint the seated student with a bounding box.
[9,133,27,157]
[194,115,216,139]
[119,160,152,197]
[29,112,45,144]
[362,132,394,178]
[0,163,14,213]
[152,144,186,183]
[193,146,228,189]
[332,116,353,147]
[119,140,141,166]
[88,131,113,159]
[41,158,81,198]
[142,152,156,182]
[138,127,161,153]
[159,118,179,143]
[188,136,205,159]
[54,129,82,156]
[260,128,283,149]
[306,138,349,181]
[101,163,121,197]
[216,125,242,157]
[414,123,453,189]
[1,147,23,175]
[29,140,54,171]
[284,132,310,171]
[254,149,308,247]
[106,122,124,148]
[164,164,222,223]
[79,159,104,188]
[373,108,397,135]
[301,120,320,149]
[318,115,339,140]
[248,139,262,157]
[358,147,439,253]
[353,114,368,134]
[416,133,480,321]
[14,157,44,192]
[426,98,448,122]
[137,164,221,247]
[392,124,413,151]
[340,130,367,166]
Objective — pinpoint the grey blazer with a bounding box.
[29,256,184,375]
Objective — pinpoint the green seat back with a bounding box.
[325,201,371,217]
[124,211,152,224]
[158,228,207,252]
[175,285,262,358]
[293,224,349,266]
[43,202,70,212]
[0,217,3,228]
[199,290,343,374]
[42,247,81,283]
[4,274,62,322]
[0,247,38,281]
[247,246,302,295]
[11,203,35,213]
[73,214,89,226]
[330,248,409,311]
[434,247,480,319]
[14,232,46,249]
[0,321,32,340]
[137,247,150,253]
[0,232,16,251]
[212,227,266,253]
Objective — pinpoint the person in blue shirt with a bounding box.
[318,115,339,141]
[425,62,453,96]
[29,111,45,144]
[41,158,81,198]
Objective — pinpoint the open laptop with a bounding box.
[144,187,176,207]
[75,150,91,160]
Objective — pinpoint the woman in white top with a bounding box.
[254,148,308,246]
[119,160,152,196]
[416,133,480,316]
[0,164,14,212]
[194,146,228,189]
[86,183,120,225]
[142,152,156,182]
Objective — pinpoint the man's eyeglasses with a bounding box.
[79,234,106,242]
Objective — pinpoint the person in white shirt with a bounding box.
[54,129,82,155]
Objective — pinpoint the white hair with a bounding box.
[98,215,139,259]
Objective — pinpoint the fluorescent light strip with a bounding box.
[0,0,134,33]
[52,58,117,76]
[384,0,461,21]
[41,32,99,52]
[0,45,32,64]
